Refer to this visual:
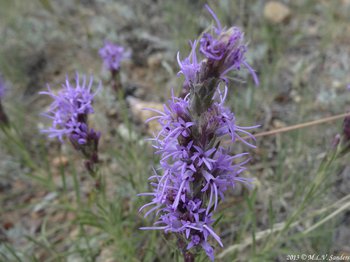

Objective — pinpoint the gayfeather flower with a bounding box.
[99,40,131,72]
[140,5,259,261]
[40,75,98,142]
[40,74,101,173]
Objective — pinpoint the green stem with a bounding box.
[1,125,36,169]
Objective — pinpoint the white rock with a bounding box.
[264,1,291,24]
[127,97,164,134]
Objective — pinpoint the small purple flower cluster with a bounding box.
[140,5,258,261]
[40,74,101,172]
[99,41,130,73]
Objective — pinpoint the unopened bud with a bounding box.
[343,115,350,141]
[331,134,341,148]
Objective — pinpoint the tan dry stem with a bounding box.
[249,112,350,139]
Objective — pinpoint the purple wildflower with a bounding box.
[40,75,99,142]
[140,6,259,261]
[176,6,259,101]
[99,40,130,72]
[40,74,101,173]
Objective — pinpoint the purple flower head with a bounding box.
[200,5,259,85]
[99,41,131,72]
[177,40,201,89]
[40,74,101,173]
[40,74,101,144]
[347,84,350,91]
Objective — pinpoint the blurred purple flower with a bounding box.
[0,75,6,98]
[177,40,201,90]
[40,74,101,144]
[40,74,102,174]
[99,41,131,72]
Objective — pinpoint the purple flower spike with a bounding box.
[140,5,259,261]
[99,40,131,72]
